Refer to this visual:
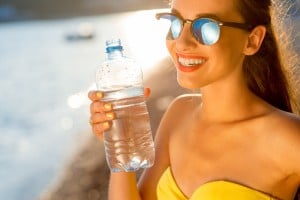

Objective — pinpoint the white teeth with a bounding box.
[178,57,206,67]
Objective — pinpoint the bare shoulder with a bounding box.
[271,110,300,136]
[166,93,202,114]
[155,93,201,132]
[270,109,300,146]
[268,109,300,173]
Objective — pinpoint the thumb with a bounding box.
[144,87,151,98]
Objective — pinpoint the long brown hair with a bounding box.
[237,1,299,197]
[237,0,300,114]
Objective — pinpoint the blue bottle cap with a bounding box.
[106,39,123,53]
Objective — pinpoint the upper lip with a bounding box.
[176,52,207,66]
[176,52,207,60]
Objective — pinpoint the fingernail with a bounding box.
[106,113,114,119]
[103,122,110,128]
[96,92,103,98]
[104,103,112,110]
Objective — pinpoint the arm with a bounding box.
[89,90,143,200]
[108,172,141,200]
[113,95,190,199]
[107,122,171,200]
[107,95,180,200]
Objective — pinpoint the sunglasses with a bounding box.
[155,12,254,46]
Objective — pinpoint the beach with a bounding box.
[0,9,175,200]
[0,5,299,200]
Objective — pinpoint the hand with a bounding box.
[88,88,151,140]
[88,91,113,139]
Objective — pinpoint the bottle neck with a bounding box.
[107,50,124,60]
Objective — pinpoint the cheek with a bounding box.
[219,30,248,54]
[166,40,176,61]
[213,31,248,65]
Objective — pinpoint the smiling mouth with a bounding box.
[178,57,207,67]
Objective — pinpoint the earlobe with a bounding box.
[243,25,267,55]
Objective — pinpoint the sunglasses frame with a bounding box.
[156,12,254,45]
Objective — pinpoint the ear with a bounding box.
[243,25,267,55]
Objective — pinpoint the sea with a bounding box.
[0,8,299,200]
[0,9,169,200]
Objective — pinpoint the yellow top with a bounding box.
[157,167,276,200]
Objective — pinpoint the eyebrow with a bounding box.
[170,8,222,21]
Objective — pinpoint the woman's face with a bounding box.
[166,0,250,89]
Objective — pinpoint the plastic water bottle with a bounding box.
[95,39,155,172]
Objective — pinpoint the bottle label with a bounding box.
[102,87,144,101]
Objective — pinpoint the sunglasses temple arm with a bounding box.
[222,22,253,31]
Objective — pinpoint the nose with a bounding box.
[176,21,199,50]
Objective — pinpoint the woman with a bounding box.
[89,0,300,199]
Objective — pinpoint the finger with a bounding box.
[144,87,151,98]
[94,132,104,140]
[90,112,115,124]
[90,101,113,114]
[92,121,111,138]
[88,90,103,101]
[94,131,104,140]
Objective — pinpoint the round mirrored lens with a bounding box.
[202,22,220,45]
[193,19,220,45]
[171,18,182,39]
[158,14,182,40]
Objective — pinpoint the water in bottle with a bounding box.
[95,39,155,172]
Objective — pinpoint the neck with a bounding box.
[198,80,269,123]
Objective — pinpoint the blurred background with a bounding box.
[0,0,299,200]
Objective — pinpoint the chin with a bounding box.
[177,78,201,90]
